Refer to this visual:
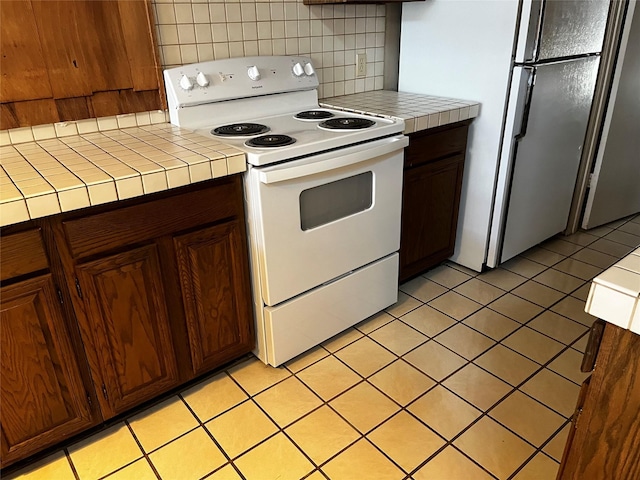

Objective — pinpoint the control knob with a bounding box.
[304,63,315,76]
[247,65,261,81]
[179,74,194,91]
[292,62,305,77]
[196,71,210,87]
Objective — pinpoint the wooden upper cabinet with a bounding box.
[0,275,95,467]
[0,0,164,130]
[74,245,179,419]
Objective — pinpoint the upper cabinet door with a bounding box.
[0,0,164,129]
[75,244,179,419]
[0,275,95,467]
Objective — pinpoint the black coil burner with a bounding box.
[212,123,269,136]
[246,134,296,148]
[295,110,335,120]
[319,117,376,130]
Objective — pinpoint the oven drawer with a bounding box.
[263,253,399,366]
[247,136,406,306]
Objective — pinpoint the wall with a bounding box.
[151,0,387,99]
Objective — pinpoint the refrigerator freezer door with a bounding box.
[517,0,609,62]
[499,56,600,263]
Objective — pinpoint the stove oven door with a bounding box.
[246,134,408,307]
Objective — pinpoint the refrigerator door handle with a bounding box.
[515,66,537,140]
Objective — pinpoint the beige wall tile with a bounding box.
[150,0,386,98]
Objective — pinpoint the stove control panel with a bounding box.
[164,56,319,109]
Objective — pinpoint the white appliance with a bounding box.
[164,56,407,366]
[399,0,610,270]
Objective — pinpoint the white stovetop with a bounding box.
[197,108,403,166]
[586,246,640,334]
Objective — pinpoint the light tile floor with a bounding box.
[8,214,640,480]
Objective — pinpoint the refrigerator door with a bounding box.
[499,56,600,263]
[517,0,610,62]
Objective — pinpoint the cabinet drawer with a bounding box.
[405,122,469,168]
[0,229,49,281]
[63,177,240,259]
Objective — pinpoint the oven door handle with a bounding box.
[257,135,409,184]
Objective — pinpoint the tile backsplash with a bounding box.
[151,0,387,99]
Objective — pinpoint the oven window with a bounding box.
[300,172,373,230]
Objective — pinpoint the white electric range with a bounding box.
[164,56,407,366]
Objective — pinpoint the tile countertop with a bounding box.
[320,90,480,134]
[0,123,246,227]
[586,247,640,334]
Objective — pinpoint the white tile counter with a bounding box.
[321,90,480,134]
[586,247,640,334]
[0,122,246,227]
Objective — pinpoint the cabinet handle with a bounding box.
[75,278,83,299]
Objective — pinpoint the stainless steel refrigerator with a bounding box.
[399,0,611,270]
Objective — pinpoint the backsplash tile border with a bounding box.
[0,111,169,147]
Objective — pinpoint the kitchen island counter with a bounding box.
[321,90,480,134]
[0,115,246,227]
[585,245,640,333]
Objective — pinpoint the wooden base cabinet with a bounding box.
[558,322,640,479]
[1,232,96,467]
[174,220,253,376]
[74,245,179,419]
[399,121,470,282]
[0,176,255,468]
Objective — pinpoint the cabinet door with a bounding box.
[174,220,254,375]
[75,245,179,418]
[1,275,94,467]
[400,154,465,281]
